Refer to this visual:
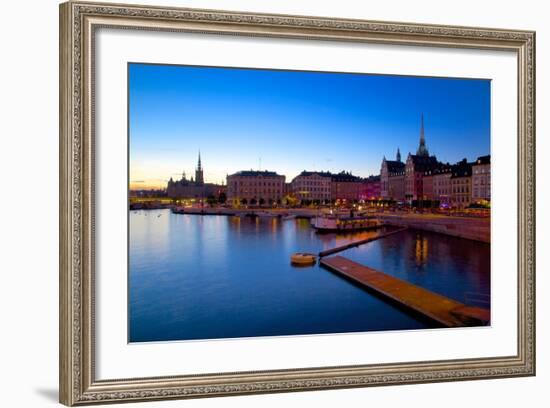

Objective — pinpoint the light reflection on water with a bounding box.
[129,209,490,342]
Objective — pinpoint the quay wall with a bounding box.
[379,214,490,243]
[174,207,320,217]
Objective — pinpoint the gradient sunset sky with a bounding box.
[129,63,490,190]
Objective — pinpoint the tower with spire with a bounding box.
[195,150,204,186]
[396,147,401,162]
[416,113,429,157]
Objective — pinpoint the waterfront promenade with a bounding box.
[171,206,322,217]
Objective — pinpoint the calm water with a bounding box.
[129,209,490,342]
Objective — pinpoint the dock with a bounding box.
[318,227,408,258]
[320,256,490,327]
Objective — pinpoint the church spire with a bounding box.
[195,150,204,185]
[416,113,429,157]
[396,147,401,162]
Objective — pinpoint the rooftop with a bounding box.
[296,170,333,178]
[408,154,440,172]
[330,171,362,182]
[228,170,284,178]
[474,155,491,165]
[451,159,474,178]
[384,160,405,174]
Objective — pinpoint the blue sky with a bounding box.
[129,63,490,189]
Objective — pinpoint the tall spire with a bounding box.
[195,150,204,185]
[416,113,429,157]
[396,147,401,162]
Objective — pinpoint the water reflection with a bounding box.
[415,234,429,267]
[129,209,490,342]
[345,229,490,305]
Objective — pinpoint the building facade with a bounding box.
[422,171,434,201]
[291,171,332,203]
[330,171,363,201]
[380,148,405,201]
[451,160,473,208]
[405,154,439,201]
[226,170,285,205]
[432,166,453,206]
[360,175,381,201]
[472,155,491,204]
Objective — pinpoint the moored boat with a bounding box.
[311,214,381,232]
[171,206,186,214]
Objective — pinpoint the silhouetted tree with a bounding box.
[206,195,216,207]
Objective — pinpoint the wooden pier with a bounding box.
[320,256,490,327]
[318,227,408,258]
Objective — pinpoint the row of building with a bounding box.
[166,116,490,208]
[380,115,490,208]
[225,170,381,205]
[167,154,381,205]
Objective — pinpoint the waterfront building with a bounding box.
[432,165,453,206]
[472,155,491,204]
[167,152,223,199]
[380,148,406,201]
[360,175,381,201]
[378,115,489,208]
[422,170,434,201]
[330,171,363,202]
[226,170,285,205]
[451,159,473,208]
[405,153,439,201]
[291,171,332,203]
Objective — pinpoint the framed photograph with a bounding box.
[59,1,535,405]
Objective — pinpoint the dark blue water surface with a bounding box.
[129,209,490,342]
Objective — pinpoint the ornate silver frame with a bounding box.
[59,1,536,405]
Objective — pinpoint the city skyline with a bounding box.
[129,63,490,190]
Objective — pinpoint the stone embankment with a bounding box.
[378,214,490,243]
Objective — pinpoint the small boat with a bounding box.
[171,206,185,214]
[282,214,296,221]
[291,252,317,266]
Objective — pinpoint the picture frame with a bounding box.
[59,1,536,405]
